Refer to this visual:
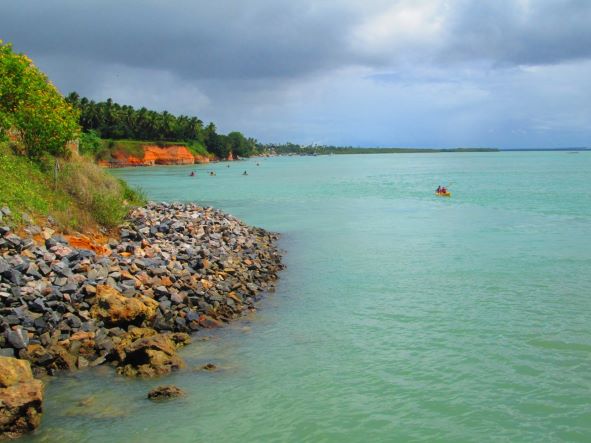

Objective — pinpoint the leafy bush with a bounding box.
[0,40,79,158]
[79,130,102,156]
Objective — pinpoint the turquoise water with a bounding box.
[25,152,591,442]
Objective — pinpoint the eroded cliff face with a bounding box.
[100,145,217,167]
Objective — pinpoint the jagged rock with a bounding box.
[90,285,158,327]
[115,331,189,377]
[0,202,283,380]
[6,327,29,350]
[0,357,43,438]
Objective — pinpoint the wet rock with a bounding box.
[115,331,189,377]
[198,315,224,329]
[0,357,44,438]
[147,385,185,401]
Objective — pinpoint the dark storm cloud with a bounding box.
[3,0,589,82]
[1,1,591,147]
[0,0,364,80]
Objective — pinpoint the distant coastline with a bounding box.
[261,145,498,156]
[500,147,589,152]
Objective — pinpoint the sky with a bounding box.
[1,0,591,148]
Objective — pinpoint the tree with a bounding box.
[0,40,79,158]
[227,131,253,157]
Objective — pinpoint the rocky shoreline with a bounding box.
[0,202,283,437]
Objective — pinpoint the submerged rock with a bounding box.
[115,330,190,377]
[147,385,185,401]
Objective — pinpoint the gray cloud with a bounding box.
[1,0,591,147]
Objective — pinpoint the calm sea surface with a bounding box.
[24,152,591,442]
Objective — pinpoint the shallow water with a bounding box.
[24,152,591,442]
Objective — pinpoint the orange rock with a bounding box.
[193,154,210,164]
[90,285,158,327]
[103,145,213,167]
[0,357,44,438]
[157,276,173,287]
[65,235,111,256]
[115,332,190,377]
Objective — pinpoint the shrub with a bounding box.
[0,40,79,158]
[79,130,102,156]
[58,155,146,228]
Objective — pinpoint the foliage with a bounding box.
[66,93,259,158]
[0,141,67,223]
[186,141,211,158]
[79,130,102,156]
[66,92,205,143]
[0,40,79,158]
[227,131,256,157]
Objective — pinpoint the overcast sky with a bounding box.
[2,0,591,148]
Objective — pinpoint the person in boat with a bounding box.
[441,186,447,194]
[436,185,442,193]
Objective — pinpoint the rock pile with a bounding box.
[0,202,283,378]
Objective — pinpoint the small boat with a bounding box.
[435,191,451,197]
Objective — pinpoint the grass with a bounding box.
[0,141,145,231]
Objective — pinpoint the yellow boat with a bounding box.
[435,191,451,197]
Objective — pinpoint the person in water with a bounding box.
[243,170,248,175]
[190,171,195,177]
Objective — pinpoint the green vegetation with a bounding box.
[0,40,145,230]
[0,141,144,229]
[66,93,258,159]
[0,41,79,158]
[0,141,70,224]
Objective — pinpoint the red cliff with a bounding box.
[102,145,212,167]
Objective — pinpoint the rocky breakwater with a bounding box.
[0,202,282,382]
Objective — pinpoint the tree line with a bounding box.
[65,92,258,158]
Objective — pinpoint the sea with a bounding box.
[23,152,591,442]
